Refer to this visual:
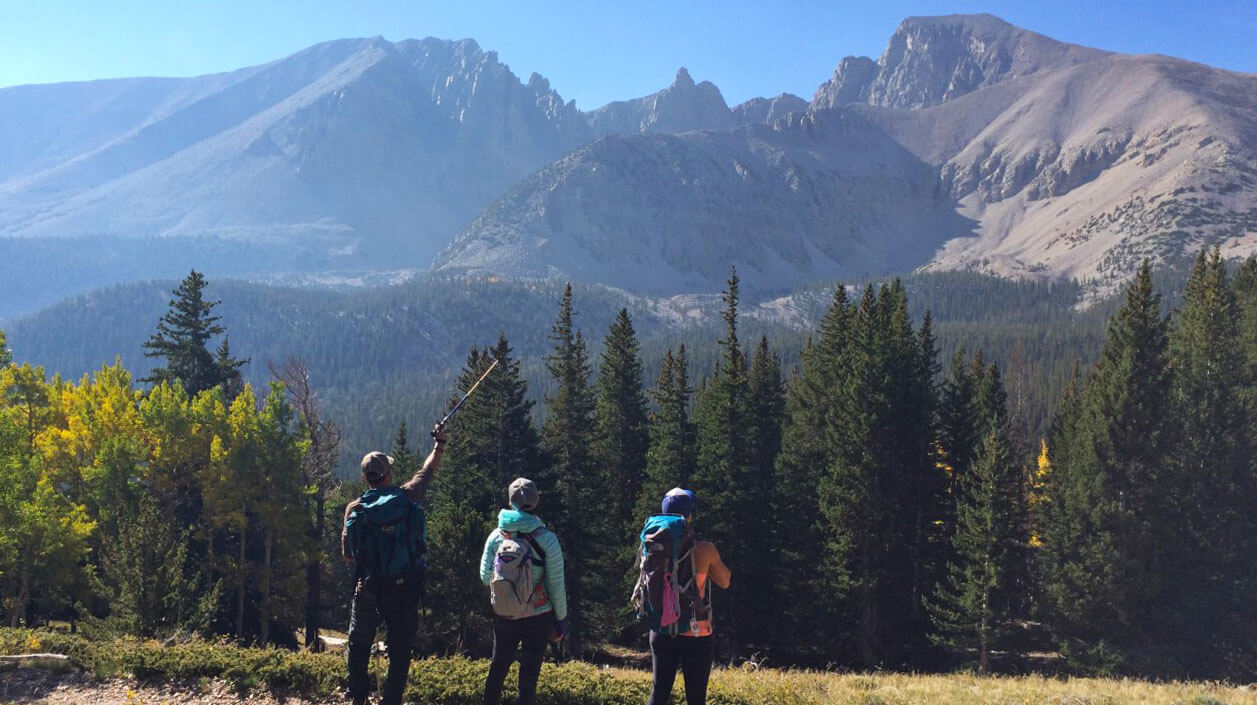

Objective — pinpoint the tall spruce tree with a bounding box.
[595,308,651,537]
[929,362,1026,674]
[637,346,696,520]
[739,335,785,648]
[771,288,849,660]
[691,268,758,654]
[143,270,248,397]
[1038,261,1174,673]
[1164,248,1257,676]
[884,285,943,661]
[391,420,417,477]
[424,339,544,655]
[816,282,942,667]
[541,285,608,649]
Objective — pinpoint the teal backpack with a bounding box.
[348,487,426,578]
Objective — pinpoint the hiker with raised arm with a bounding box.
[480,477,569,705]
[342,424,447,705]
[633,488,731,705]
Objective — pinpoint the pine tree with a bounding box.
[1163,248,1257,676]
[741,335,785,647]
[0,329,10,366]
[391,420,416,477]
[637,346,696,521]
[1038,261,1174,673]
[883,285,944,661]
[771,287,848,660]
[540,284,607,650]
[102,490,218,637]
[691,268,756,654]
[595,308,651,537]
[816,282,943,667]
[425,339,545,655]
[928,416,1026,674]
[215,336,246,400]
[142,270,248,397]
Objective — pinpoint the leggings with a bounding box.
[483,612,554,705]
[647,632,713,705]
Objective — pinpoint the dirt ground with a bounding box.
[0,667,338,705]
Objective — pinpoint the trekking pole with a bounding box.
[432,358,500,436]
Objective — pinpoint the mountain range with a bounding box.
[2,14,1255,319]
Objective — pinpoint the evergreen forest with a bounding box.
[1,251,1252,680]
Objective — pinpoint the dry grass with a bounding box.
[643,667,1257,705]
[4,628,1257,704]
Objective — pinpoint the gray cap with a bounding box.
[361,451,394,482]
[509,477,539,510]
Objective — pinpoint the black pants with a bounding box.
[483,612,554,705]
[647,632,713,705]
[347,572,421,705]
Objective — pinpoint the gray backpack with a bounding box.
[490,530,547,618]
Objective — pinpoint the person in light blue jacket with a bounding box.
[479,477,568,705]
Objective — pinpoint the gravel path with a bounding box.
[1,668,338,705]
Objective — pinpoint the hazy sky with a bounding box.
[2,0,1254,109]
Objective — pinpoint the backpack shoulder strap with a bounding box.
[521,529,548,565]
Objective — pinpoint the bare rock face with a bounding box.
[586,67,738,135]
[812,56,879,107]
[435,108,970,295]
[813,14,1109,110]
[731,93,808,125]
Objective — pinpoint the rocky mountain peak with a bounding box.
[812,13,1111,110]
[527,72,551,92]
[586,66,735,135]
[731,93,808,126]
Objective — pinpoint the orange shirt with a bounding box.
[682,540,731,637]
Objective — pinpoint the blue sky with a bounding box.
[2,1,1254,109]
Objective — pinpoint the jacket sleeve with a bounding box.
[480,530,502,586]
[540,530,568,621]
[699,541,731,589]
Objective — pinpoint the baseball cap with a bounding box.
[361,451,394,482]
[661,487,696,516]
[509,477,539,511]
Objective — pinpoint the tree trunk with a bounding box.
[979,627,990,675]
[860,594,877,667]
[260,528,274,646]
[10,569,31,628]
[305,492,326,652]
[236,525,247,640]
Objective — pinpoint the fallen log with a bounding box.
[0,653,72,669]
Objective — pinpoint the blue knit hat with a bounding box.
[661,487,696,516]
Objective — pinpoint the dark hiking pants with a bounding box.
[347,572,421,705]
[647,632,714,705]
[483,612,554,705]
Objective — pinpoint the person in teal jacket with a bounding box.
[479,477,568,705]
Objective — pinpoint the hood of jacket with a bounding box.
[497,508,545,533]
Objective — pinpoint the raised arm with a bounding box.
[402,425,447,504]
